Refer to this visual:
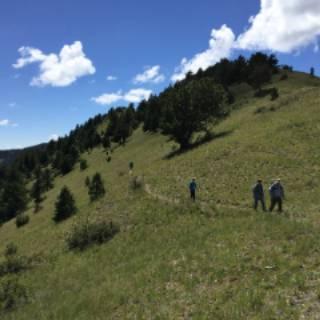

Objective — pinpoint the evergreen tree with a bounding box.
[88,173,105,201]
[31,169,43,212]
[0,170,28,222]
[53,187,77,222]
[161,78,227,149]
[80,159,88,171]
[42,168,53,191]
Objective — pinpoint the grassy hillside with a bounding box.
[2,72,320,319]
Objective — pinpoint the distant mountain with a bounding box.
[0,144,47,165]
[0,149,23,165]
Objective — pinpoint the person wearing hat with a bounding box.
[252,179,266,211]
[269,179,285,213]
[189,178,197,201]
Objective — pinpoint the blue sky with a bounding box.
[1,0,320,149]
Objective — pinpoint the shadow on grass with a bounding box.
[164,130,233,160]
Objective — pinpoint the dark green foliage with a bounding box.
[160,78,227,149]
[4,244,18,258]
[53,187,77,223]
[88,173,105,201]
[280,73,288,81]
[102,133,111,149]
[31,169,43,212]
[270,88,279,101]
[0,244,29,277]
[106,156,112,163]
[282,65,293,72]
[80,159,88,171]
[0,277,28,312]
[248,65,272,93]
[15,214,29,228]
[85,176,90,187]
[66,220,119,251]
[0,170,28,223]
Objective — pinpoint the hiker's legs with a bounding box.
[190,190,196,201]
[269,199,276,212]
[254,199,258,210]
[277,198,283,213]
[261,198,267,211]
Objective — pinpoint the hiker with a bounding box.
[189,178,197,201]
[269,179,285,213]
[252,179,266,211]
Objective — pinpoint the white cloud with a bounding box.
[49,134,59,141]
[92,88,152,106]
[13,41,96,87]
[134,65,165,84]
[237,0,320,53]
[107,75,117,81]
[0,119,18,127]
[92,91,123,105]
[171,25,235,81]
[0,120,10,126]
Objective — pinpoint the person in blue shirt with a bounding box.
[269,179,285,213]
[252,179,266,211]
[189,178,197,201]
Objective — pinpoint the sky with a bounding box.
[0,0,320,149]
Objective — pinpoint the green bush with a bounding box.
[66,220,119,251]
[53,187,77,223]
[15,214,29,228]
[88,173,105,202]
[0,244,29,278]
[130,176,144,191]
[80,159,88,171]
[0,277,28,312]
[270,88,279,101]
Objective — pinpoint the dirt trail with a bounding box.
[144,183,250,216]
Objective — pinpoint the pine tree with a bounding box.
[88,173,105,201]
[42,168,53,191]
[53,187,77,222]
[0,169,28,223]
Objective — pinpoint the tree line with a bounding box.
[0,52,285,224]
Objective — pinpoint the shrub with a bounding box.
[280,73,288,81]
[106,156,112,162]
[80,159,88,171]
[270,88,279,101]
[53,187,77,223]
[130,176,144,191]
[0,277,28,312]
[15,214,29,228]
[88,173,105,202]
[0,244,29,277]
[85,176,90,187]
[4,244,17,258]
[66,220,119,251]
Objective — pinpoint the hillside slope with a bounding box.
[1,72,320,319]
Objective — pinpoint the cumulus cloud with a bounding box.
[107,75,117,81]
[92,88,152,106]
[0,120,10,126]
[237,0,320,53]
[49,134,59,141]
[13,41,96,87]
[172,1,320,81]
[171,25,235,81]
[134,65,165,84]
[0,119,18,127]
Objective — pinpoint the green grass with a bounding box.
[1,71,320,319]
